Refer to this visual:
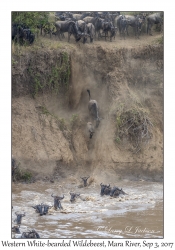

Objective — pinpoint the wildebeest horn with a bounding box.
[51,194,54,197]
[100,183,103,186]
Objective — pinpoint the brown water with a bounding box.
[12,180,163,239]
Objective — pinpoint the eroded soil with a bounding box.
[12,30,163,183]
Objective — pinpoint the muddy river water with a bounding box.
[12,180,163,239]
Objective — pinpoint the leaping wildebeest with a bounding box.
[86,122,95,139]
[87,89,101,127]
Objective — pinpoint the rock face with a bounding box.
[12,42,163,181]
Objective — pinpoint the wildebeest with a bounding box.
[87,89,101,127]
[51,194,64,209]
[55,20,81,42]
[87,122,95,139]
[86,23,95,42]
[83,16,96,24]
[32,203,52,216]
[23,29,35,44]
[81,176,90,187]
[21,230,40,238]
[14,212,25,224]
[70,192,80,202]
[76,20,88,43]
[12,23,35,44]
[102,21,115,41]
[125,15,144,38]
[94,17,105,39]
[100,183,111,196]
[117,15,128,39]
[110,186,127,197]
[72,12,91,21]
[12,225,21,234]
[147,12,163,35]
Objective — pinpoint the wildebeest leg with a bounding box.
[40,27,43,36]
[147,22,152,35]
[58,200,63,209]
[126,26,129,36]
[98,31,101,40]
[68,32,71,42]
[57,30,61,40]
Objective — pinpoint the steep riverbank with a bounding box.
[12,33,163,183]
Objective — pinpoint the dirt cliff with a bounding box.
[12,33,163,182]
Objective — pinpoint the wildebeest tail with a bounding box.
[147,20,149,34]
[87,89,91,100]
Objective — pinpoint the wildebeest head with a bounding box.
[81,176,90,187]
[43,204,52,215]
[51,194,64,210]
[70,192,80,202]
[32,204,44,216]
[100,183,111,196]
[14,212,26,224]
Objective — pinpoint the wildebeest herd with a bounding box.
[12,11,163,45]
[12,174,127,238]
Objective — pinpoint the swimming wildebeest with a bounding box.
[21,230,40,238]
[87,89,101,127]
[69,192,80,202]
[12,225,21,234]
[14,212,25,224]
[81,176,90,187]
[69,192,86,202]
[110,186,127,197]
[100,183,111,196]
[32,203,52,216]
[51,194,64,210]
